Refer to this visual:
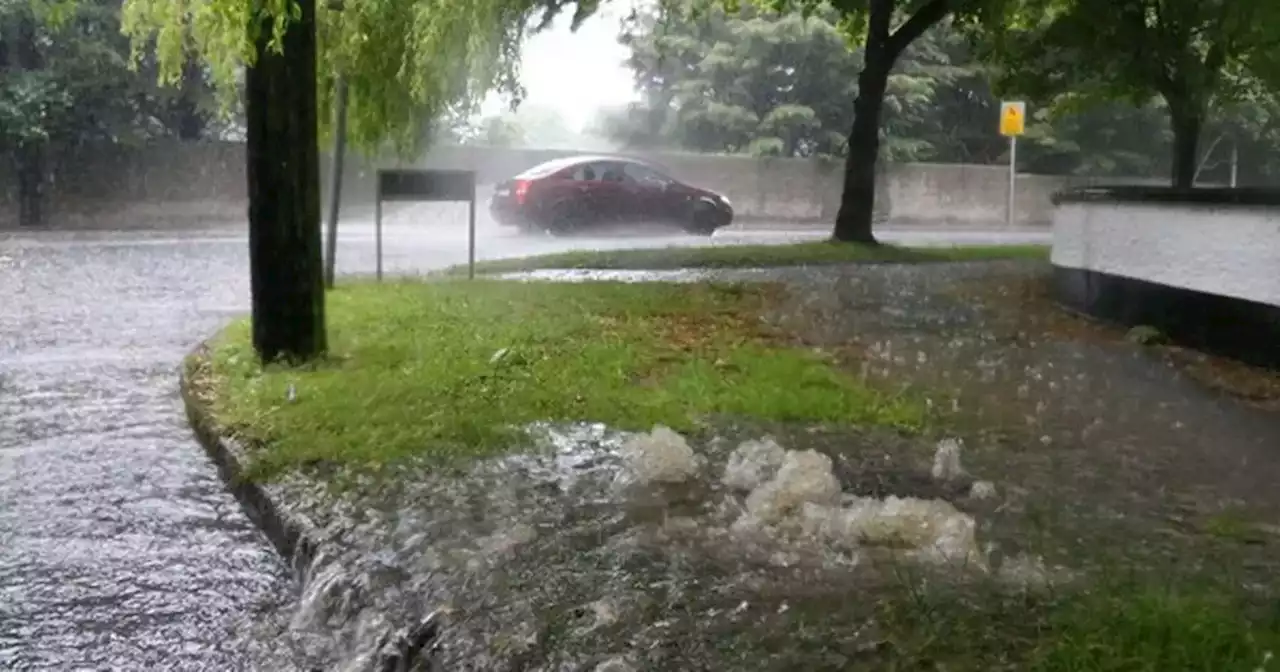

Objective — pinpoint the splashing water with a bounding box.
[617,425,700,485]
[931,438,965,481]
[741,449,842,525]
[721,435,787,491]
[274,423,1050,670]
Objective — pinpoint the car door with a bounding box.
[544,162,605,226]
[621,161,680,223]
[590,161,632,223]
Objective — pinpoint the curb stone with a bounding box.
[180,343,446,671]
[180,343,323,582]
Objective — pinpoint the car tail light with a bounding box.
[514,179,530,205]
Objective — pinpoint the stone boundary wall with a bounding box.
[0,141,1153,229]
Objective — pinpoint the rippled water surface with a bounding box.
[0,225,709,669]
[4,221,921,669]
[0,239,299,670]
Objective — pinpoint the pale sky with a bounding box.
[480,3,641,133]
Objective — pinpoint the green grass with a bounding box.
[201,278,927,480]
[868,576,1279,671]
[444,241,1050,276]
[1030,588,1278,671]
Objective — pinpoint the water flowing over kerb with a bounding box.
[220,421,1058,671]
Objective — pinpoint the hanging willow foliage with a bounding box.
[119,0,600,156]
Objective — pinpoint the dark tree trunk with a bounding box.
[833,52,891,244]
[1168,103,1202,189]
[172,59,208,140]
[832,0,949,243]
[244,0,327,363]
[15,144,45,228]
[14,11,45,228]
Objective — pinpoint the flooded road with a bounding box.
[0,240,295,669]
[0,217,1044,669]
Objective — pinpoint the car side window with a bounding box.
[561,163,605,181]
[599,162,627,183]
[622,162,671,187]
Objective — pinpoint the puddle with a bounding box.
[497,268,725,283]
[272,423,1055,670]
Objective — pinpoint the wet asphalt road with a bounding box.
[0,210,1047,670]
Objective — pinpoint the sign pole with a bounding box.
[467,183,477,280]
[375,194,383,282]
[998,100,1026,229]
[323,76,348,289]
[1007,135,1017,228]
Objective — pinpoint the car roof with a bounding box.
[514,154,672,179]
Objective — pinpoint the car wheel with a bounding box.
[544,202,589,236]
[684,203,720,236]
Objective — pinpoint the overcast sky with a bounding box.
[480,3,642,132]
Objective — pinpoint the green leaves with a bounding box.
[120,0,581,157]
[0,71,71,146]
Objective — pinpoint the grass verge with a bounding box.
[202,278,927,481]
[868,577,1280,671]
[445,241,1049,276]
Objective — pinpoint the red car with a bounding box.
[488,155,734,235]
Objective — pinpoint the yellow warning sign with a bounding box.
[1000,101,1026,136]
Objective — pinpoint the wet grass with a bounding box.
[867,578,1279,671]
[201,278,927,481]
[445,241,1049,275]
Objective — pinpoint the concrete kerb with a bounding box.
[179,343,324,584]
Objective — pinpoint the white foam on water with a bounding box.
[721,436,787,491]
[931,438,965,481]
[717,434,985,569]
[742,449,842,525]
[617,425,699,485]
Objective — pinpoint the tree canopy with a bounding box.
[599,3,1007,162]
[978,0,1280,186]
[0,0,210,149]
[120,0,600,156]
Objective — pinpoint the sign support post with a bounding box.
[374,189,383,281]
[999,101,1026,228]
[374,169,478,281]
[467,182,476,280]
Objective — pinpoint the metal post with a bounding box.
[1230,142,1239,187]
[323,76,348,288]
[1006,135,1017,228]
[467,181,477,280]
[375,195,383,281]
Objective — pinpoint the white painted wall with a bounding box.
[1051,201,1280,307]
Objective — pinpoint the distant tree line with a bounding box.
[587,2,1280,187]
[0,0,221,227]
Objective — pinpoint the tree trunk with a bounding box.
[244,0,327,364]
[172,58,207,140]
[832,48,892,244]
[15,144,45,227]
[1168,103,1202,189]
[14,11,45,228]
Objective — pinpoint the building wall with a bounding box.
[0,141,1150,229]
[1051,196,1280,368]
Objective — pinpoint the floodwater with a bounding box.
[0,239,300,669]
[0,219,710,669]
[6,220,1270,670]
[3,215,1040,669]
